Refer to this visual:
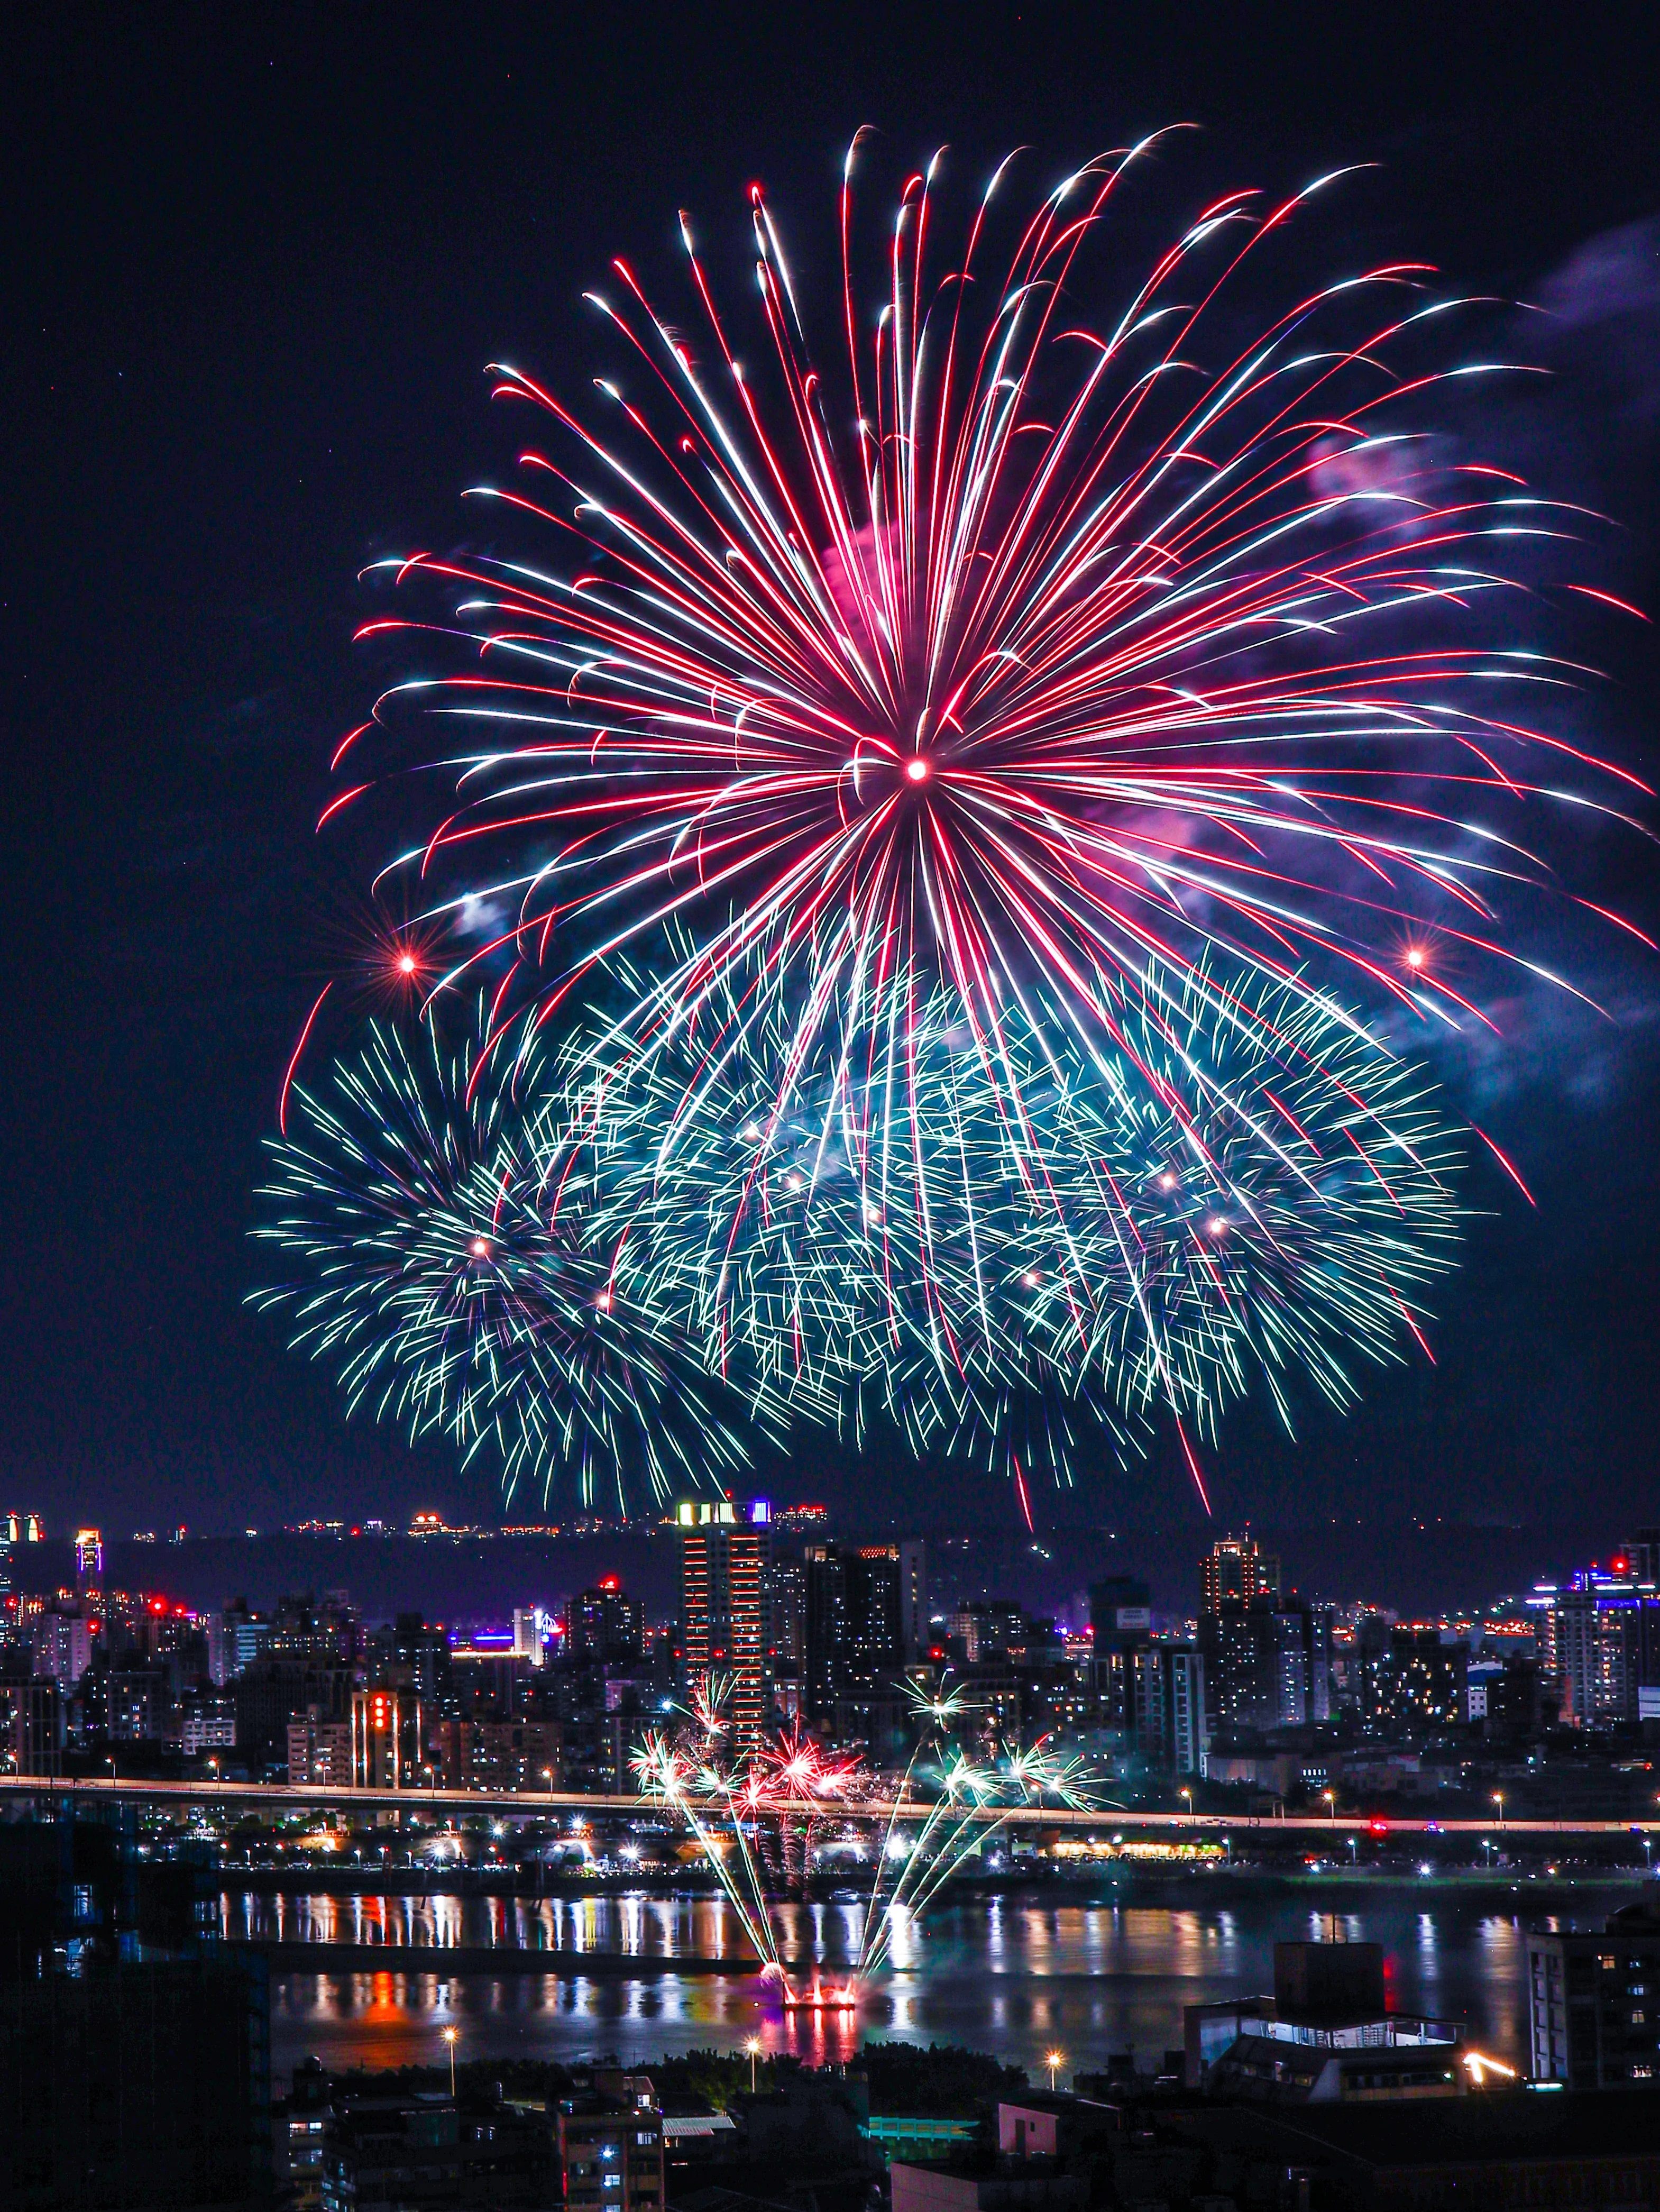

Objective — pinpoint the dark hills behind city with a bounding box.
[0,1515,1617,1625]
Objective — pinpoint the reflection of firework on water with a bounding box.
[631,1678,1100,2001]
[249,1003,755,1514]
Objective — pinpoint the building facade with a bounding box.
[678,1501,769,1747]
[1202,1535,1282,1613]
[803,1541,905,1743]
[1132,1642,1208,1775]
[557,2074,665,2212]
[1530,1909,1660,2088]
[348,1687,424,1788]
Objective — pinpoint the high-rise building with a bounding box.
[1196,1537,1329,1738]
[1199,1600,1288,1734]
[1530,1905,1660,2088]
[1202,1534,1281,1614]
[803,1542,904,1734]
[74,1527,104,1588]
[513,1605,554,1667]
[677,1501,769,1747]
[349,1687,425,1788]
[1087,1575,1152,1732]
[385,1611,450,1702]
[3,1511,46,1542]
[0,1673,63,1776]
[1301,1605,1335,1723]
[764,1552,806,1671]
[1546,1572,1660,1727]
[1132,1643,1208,1775]
[207,1605,272,1686]
[1090,1576,1152,1650]
[1363,1627,1468,1733]
[287,1707,353,1787]
[33,1606,95,1692]
[898,1539,929,1659]
[946,1598,1028,1663]
[567,1577,643,1662]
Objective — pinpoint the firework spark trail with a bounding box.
[250,940,1461,1510]
[341,143,1638,1107]
[249,1002,758,1514]
[260,144,1645,1511]
[561,956,1462,1460]
[632,1678,1106,1998]
[314,143,1640,1468]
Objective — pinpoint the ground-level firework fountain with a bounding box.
[631,1678,1098,2009]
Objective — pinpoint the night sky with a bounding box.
[5,5,1659,1545]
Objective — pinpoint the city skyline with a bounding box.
[16,1513,1660,1822]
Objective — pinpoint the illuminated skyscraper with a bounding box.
[1201,1533,1281,1614]
[74,1527,103,1588]
[677,1500,769,1747]
[350,1686,424,1788]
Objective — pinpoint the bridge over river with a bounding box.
[5,1771,1655,1838]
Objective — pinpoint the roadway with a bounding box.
[3,1772,1657,1836]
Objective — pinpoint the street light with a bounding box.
[1493,1791,1506,1831]
[1180,1787,1193,1826]
[442,2025,459,2098]
[1323,1789,1336,1829]
[744,2035,763,2094]
[1045,2049,1066,2094]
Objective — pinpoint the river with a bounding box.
[225,1878,1647,2083]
